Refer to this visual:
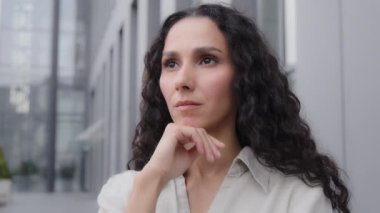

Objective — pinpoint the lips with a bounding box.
[175,100,201,110]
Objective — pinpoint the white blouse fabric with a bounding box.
[97,146,333,213]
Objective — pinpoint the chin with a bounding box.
[175,118,204,128]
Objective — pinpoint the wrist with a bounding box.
[125,166,167,212]
[137,165,169,190]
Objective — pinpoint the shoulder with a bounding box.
[97,170,139,213]
[269,171,333,213]
[235,147,334,212]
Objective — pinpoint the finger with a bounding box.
[198,130,220,159]
[209,135,226,149]
[177,126,205,155]
[206,134,221,159]
[184,126,222,161]
[177,125,219,162]
[176,135,193,150]
[183,142,195,151]
[181,136,201,161]
[196,129,214,162]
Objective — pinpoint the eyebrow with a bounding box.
[162,46,224,57]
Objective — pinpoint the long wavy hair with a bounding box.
[128,4,350,213]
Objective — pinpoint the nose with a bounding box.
[174,63,195,92]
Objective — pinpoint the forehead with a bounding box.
[163,17,228,52]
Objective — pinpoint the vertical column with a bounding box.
[103,63,111,180]
[126,1,139,165]
[136,0,148,114]
[136,0,161,121]
[109,47,118,175]
[120,2,133,170]
[47,0,60,193]
[115,28,123,171]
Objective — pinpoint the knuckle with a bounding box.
[166,123,181,136]
[166,123,175,131]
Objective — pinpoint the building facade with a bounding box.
[0,0,83,192]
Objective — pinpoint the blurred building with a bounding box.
[0,0,84,192]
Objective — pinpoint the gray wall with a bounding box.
[294,1,380,212]
[342,1,380,211]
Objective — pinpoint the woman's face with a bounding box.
[159,17,236,132]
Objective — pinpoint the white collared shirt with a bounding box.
[97,146,333,213]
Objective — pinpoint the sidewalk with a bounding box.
[0,192,98,213]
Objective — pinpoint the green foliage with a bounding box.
[15,160,39,176]
[0,146,12,179]
[59,163,75,180]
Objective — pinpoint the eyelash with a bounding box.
[162,55,218,70]
[163,59,178,69]
[200,55,218,66]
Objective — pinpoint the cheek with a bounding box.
[159,76,171,101]
[204,72,234,100]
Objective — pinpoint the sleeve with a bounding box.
[288,184,334,213]
[97,171,137,213]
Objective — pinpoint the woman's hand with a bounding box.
[125,124,225,212]
[143,123,225,184]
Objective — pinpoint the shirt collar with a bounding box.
[228,146,271,193]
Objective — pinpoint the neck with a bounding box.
[185,123,241,179]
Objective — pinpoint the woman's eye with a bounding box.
[163,60,177,69]
[167,61,176,68]
[200,56,217,65]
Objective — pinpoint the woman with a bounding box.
[98,4,350,213]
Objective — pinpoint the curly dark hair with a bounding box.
[128,4,350,213]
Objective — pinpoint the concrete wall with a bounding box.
[294,0,344,165]
[342,1,380,211]
[294,0,380,212]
